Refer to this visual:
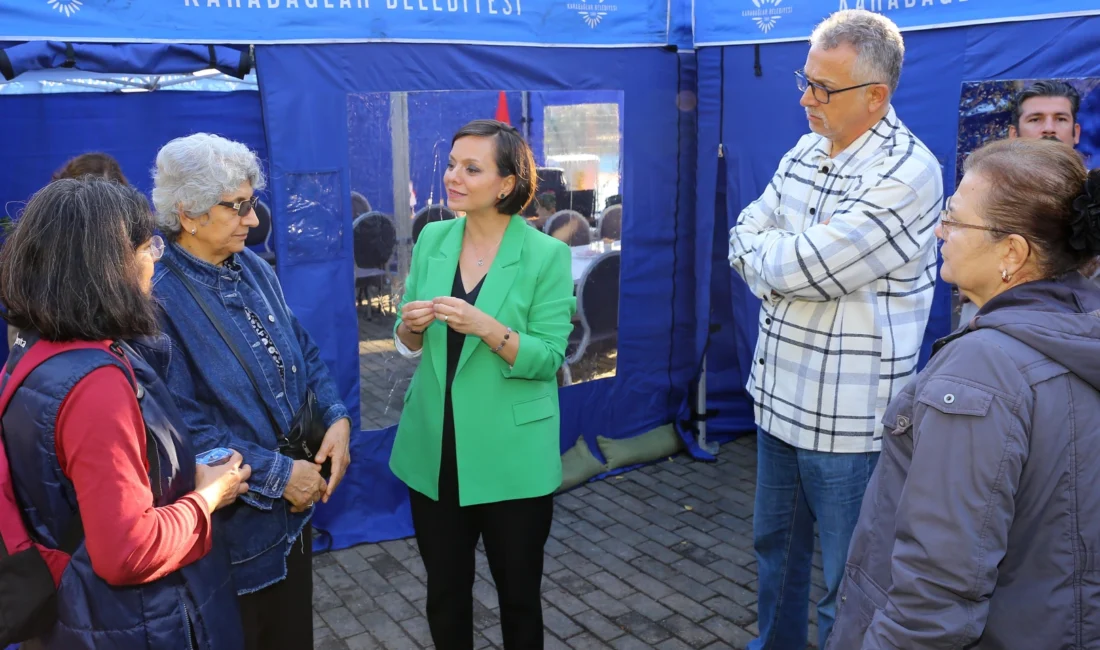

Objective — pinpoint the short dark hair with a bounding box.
[535,192,557,211]
[1013,80,1081,127]
[451,120,537,215]
[0,178,158,341]
[964,138,1092,277]
[52,152,129,185]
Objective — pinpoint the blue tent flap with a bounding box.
[0,42,250,80]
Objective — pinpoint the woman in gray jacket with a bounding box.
[828,138,1100,649]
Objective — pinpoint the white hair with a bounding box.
[810,10,905,94]
[151,133,266,239]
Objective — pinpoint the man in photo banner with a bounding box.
[1009,79,1082,149]
[728,10,942,650]
[961,79,1093,323]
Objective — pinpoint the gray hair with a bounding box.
[151,133,266,240]
[810,10,905,95]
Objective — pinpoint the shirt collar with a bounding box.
[164,241,242,286]
[808,105,897,164]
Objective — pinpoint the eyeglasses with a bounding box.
[938,212,1014,237]
[216,196,259,217]
[143,235,165,261]
[795,69,884,105]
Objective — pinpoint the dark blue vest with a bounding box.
[1,335,244,650]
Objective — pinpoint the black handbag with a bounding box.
[161,258,331,480]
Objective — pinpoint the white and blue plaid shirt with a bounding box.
[729,107,943,453]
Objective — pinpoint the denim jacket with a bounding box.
[152,243,349,594]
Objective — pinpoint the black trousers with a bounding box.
[409,487,553,650]
[238,525,314,650]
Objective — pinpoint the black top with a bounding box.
[445,269,485,390]
[438,267,485,502]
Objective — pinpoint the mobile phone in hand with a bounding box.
[195,447,234,467]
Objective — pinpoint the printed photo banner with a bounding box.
[0,0,669,47]
[694,0,1100,47]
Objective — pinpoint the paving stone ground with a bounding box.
[311,436,825,649]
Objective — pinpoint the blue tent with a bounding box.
[691,1,1100,439]
[0,0,700,550]
[6,0,1099,556]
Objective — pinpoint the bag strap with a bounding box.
[0,339,136,557]
[160,258,287,445]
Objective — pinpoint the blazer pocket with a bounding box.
[513,395,555,426]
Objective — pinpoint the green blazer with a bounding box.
[390,215,577,506]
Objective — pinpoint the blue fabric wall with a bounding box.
[0,90,267,368]
[0,91,266,205]
[256,43,697,548]
[694,15,1100,438]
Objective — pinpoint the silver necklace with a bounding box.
[466,232,503,267]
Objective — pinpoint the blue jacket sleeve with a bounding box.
[161,317,292,510]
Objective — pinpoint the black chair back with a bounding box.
[353,212,397,270]
[599,204,622,240]
[412,204,457,244]
[246,200,272,248]
[351,191,372,217]
[578,251,621,342]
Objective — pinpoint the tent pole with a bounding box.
[521,90,530,141]
[391,92,413,283]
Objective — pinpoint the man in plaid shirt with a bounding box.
[727,10,942,650]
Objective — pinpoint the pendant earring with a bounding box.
[1001,269,1009,282]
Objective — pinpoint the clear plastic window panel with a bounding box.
[281,171,344,264]
[348,90,624,430]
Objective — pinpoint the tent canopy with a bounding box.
[693,0,1100,46]
[0,41,251,80]
[0,0,673,47]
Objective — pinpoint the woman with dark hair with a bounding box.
[391,119,576,649]
[151,133,351,650]
[7,152,131,352]
[51,152,128,185]
[828,138,1100,648]
[0,177,248,650]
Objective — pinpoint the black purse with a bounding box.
[161,258,331,480]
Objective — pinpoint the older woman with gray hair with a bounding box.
[150,133,351,650]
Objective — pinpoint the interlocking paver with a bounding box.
[660,613,718,648]
[579,589,632,618]
[312,437,826,649]
[572,609,626,642]
[622,592,673,622]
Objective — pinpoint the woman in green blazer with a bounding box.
[391,119,576,650]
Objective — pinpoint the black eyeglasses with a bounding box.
[795,69,884,105]
[216,196,258,217]
[938,211,1015,236]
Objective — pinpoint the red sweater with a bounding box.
[55,366,213,586]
